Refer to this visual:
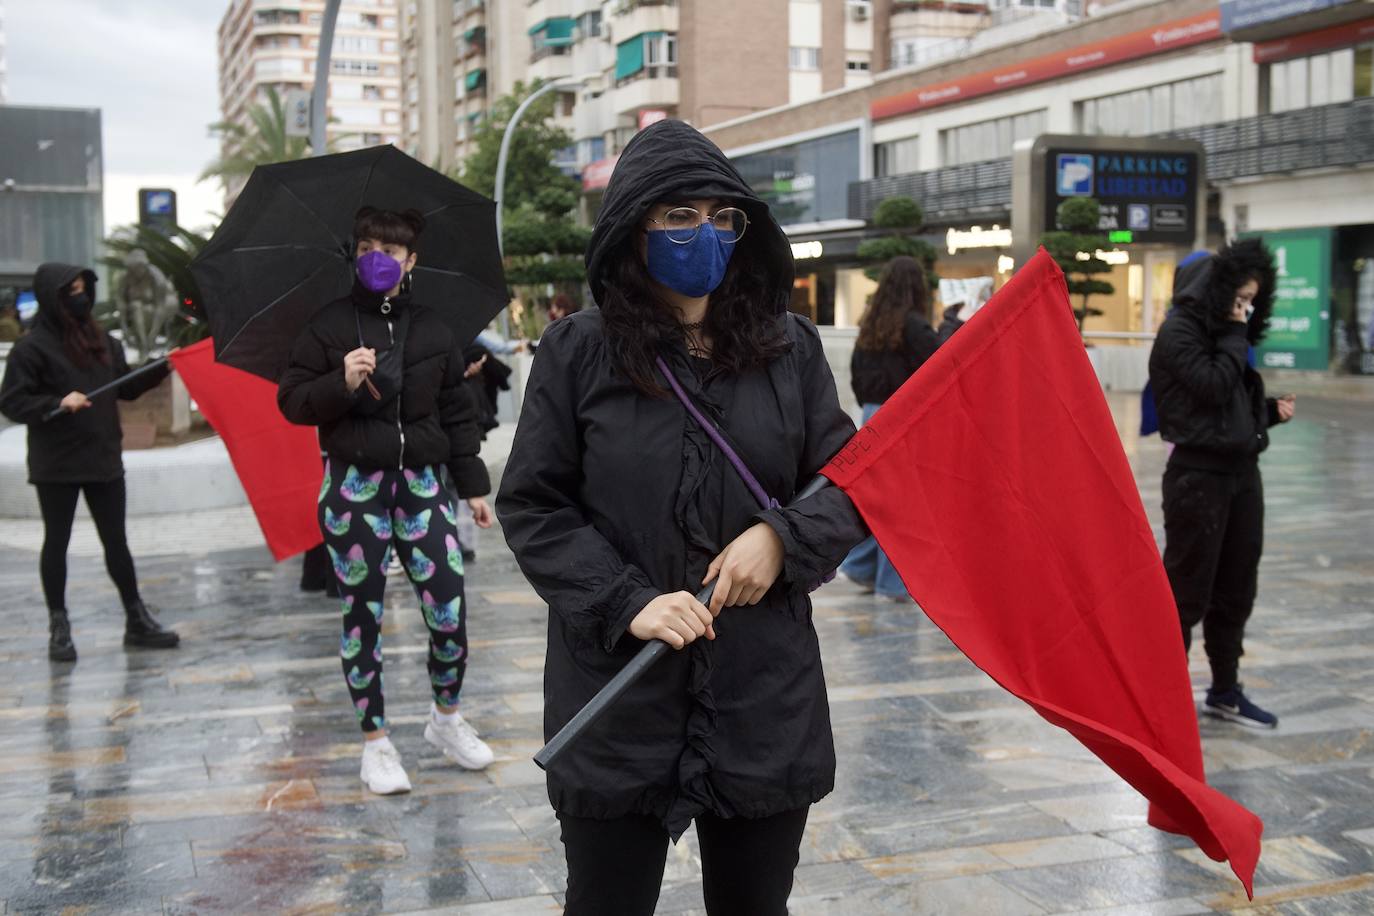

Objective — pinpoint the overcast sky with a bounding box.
[6,0,228,233]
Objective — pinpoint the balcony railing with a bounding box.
[847,98,1374,225]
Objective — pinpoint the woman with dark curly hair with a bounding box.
[1148,237,1294,729]
[496,119,866,915]
[841,255,958,602]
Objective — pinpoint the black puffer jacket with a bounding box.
[850,308,961,405]
[277,284,489,497]
[0,263,169,484]
[1148,238,1282,472]
[498,119,866,836]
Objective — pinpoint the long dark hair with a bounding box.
[56,274,110,368]
[599,237,791,396]
[856,256,928,352]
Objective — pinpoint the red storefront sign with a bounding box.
[582,154,620,191]
[871,11,1222,121]
[1253,16,1374,63]
[638,109,669,130]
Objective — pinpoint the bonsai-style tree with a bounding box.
[856,196,939,282]
[1040,197,1115,335]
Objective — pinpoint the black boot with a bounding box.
[123,601,180,649]
[48,608,77,662]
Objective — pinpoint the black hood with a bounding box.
[33,262,97,329]
[1171,238,1275,345]
[584,119,794,312]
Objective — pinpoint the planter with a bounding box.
[118,371,191,449]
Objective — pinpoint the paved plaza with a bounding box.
[2,393,1373,914]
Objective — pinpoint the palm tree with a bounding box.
[200,86,337,193]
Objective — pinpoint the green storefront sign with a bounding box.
[1248,228,1332,371]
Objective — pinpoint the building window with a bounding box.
[732,129,861,226]
[874,135,919,178]
[1265,47,1371,113]
[846,59,870,71]
[577,10,603,39]
[1078,73,1222,134]
[615,32,677,85]
[789,47,820,71]
[940,109,1046,167]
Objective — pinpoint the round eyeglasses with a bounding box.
[647,207,749,245]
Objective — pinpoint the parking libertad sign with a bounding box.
[1043,147,1200,243]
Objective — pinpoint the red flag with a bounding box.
[822,250,1261,896]
[170,339,323,562]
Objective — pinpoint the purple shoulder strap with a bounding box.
[655,355,780,512]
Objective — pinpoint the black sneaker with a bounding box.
[1204,684,1277,729]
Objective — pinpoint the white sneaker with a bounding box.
[424,708,495,770]
[359,739,412,795]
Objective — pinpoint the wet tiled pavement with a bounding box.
[2,393,1373,914]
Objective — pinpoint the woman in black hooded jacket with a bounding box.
[497,120,866,915]
[0,263,179,662]
[1148,237,1294,729]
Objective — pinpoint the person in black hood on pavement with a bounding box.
[497,119,867,916]
[0,263,179,661]
[1148,237,1294,729]
[279,206,496,797]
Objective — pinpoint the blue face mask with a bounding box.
[646,224,734,298]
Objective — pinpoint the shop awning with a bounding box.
[528,17,575,46]
[615,32,662,81]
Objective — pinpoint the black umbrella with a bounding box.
[191,145,508,381]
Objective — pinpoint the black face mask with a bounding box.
[63,292,93,320]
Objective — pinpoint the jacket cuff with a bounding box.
[1266,397,1282,427]
[603,584,661,653]
[753,507,809,592]
[446,455,491,499]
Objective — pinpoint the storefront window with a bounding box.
[733,130,861,226]
[874,135,919,178]
[1266,47,1363,113]
[1077,73,1223,136]
[940,110,1046,167]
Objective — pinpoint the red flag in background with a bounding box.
[169,339,323,562]
[822,250,1262,896]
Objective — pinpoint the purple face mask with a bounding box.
[356,249,404,293]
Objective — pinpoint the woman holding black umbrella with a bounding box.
[497,119,866,915]
[0,263,180,662]
[278,206,496,795]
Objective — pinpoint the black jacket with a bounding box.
[1148,239,1282,472]
[850,308,960,405]
[0,263,169,484]
[277,285,489,497]
[497,119,866,836]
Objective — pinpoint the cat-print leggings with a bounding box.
[318,457,469,733]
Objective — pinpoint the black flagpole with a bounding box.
[40,356,171,422]
[534,474,834,771]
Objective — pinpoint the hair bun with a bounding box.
[354,205,379,221]
[400,208,427,236]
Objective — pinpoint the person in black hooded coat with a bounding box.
[496,120,867,915]
[0,263,180,661]
[1148,237,1294,729]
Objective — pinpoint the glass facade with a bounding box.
[874,135,920,178]
[733,130,861,226]
[1266,46,1373,113]
[939,110,1046,166]
[1077,73,1224,135]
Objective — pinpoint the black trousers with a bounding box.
[1162,463,1263,691]
[35,479,141,612]
[558,807,810,916]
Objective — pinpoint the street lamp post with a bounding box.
[493,80,581,256]
[310,0,343,157]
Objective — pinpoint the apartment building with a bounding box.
[216,0,403,186]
